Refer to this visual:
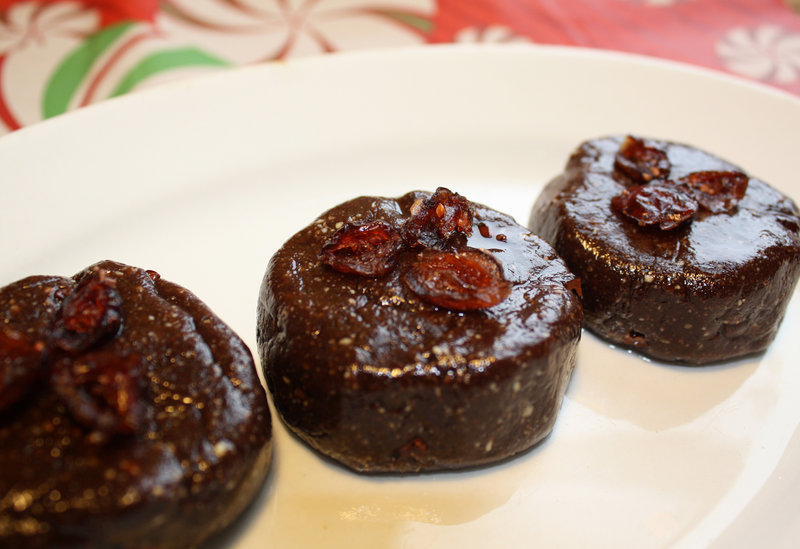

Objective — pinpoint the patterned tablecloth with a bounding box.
[1,0,799,136]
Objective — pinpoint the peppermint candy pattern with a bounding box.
[717,24,800,84]
[0,0,798,135]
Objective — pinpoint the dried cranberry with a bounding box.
[393,436,429,459]
[50,351,146,440]
[0,327,47,411]
[51,271,123,353]
[612,181,698,230]
[614,135,671,184]
[320,220,405,277]
[403,249,511,310]
[402,187,473,248]
[679,170,748,213]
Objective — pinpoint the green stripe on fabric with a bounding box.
[110,48,230,97]
[43,22,135,119]
[380,10,434,34]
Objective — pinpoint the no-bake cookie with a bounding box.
[258,189,582,473]
[0,260,272,548]
[529,135,800,364]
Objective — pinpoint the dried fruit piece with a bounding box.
[614,135,671,184]
[0,326,47,411]
[403,187,473,248]
[392,436,429,460]
[51,272,123,353]
[50,351,146,440]
[320,220,405,277]
[612,181,698,230]
[679,170,748,213]
[404,249,511,310]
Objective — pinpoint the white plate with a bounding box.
[2,45,800,549]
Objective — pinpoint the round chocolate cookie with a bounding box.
[529,135,800,364]
[0,260,272,549]
[258,189,582,473]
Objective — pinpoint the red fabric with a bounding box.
[0,0,158,26]
[0,0,797,133]
[432,0,800,69]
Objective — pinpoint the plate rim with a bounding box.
[3,43,800,147]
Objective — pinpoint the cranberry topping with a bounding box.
[393,436,429,459]
[614,135,671,184]
[1,269,156,441]
[403,249,511,310]
[612,181,698,230]
[50,351,146,441]
[679,170,749,213]
[320,220,405,277]
[402,187,473,248]
[318,189,511,310]
[51,271,123,353]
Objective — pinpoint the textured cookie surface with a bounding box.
[0,260,272,548]
[529,136,800,364]
[258,191,582,473]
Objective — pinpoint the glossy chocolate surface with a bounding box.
[0,261,272,548]
[529,136,800,364]
[258,192,582,473]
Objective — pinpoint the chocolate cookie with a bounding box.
[529,135,800,364]
[0,260,272,548]
[258,189,582,473]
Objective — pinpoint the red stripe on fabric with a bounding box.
[0,54,21,132]
[80,30,153,107]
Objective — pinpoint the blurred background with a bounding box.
[0,0,798,136]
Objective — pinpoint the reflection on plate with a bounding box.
[1,45,799,549]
